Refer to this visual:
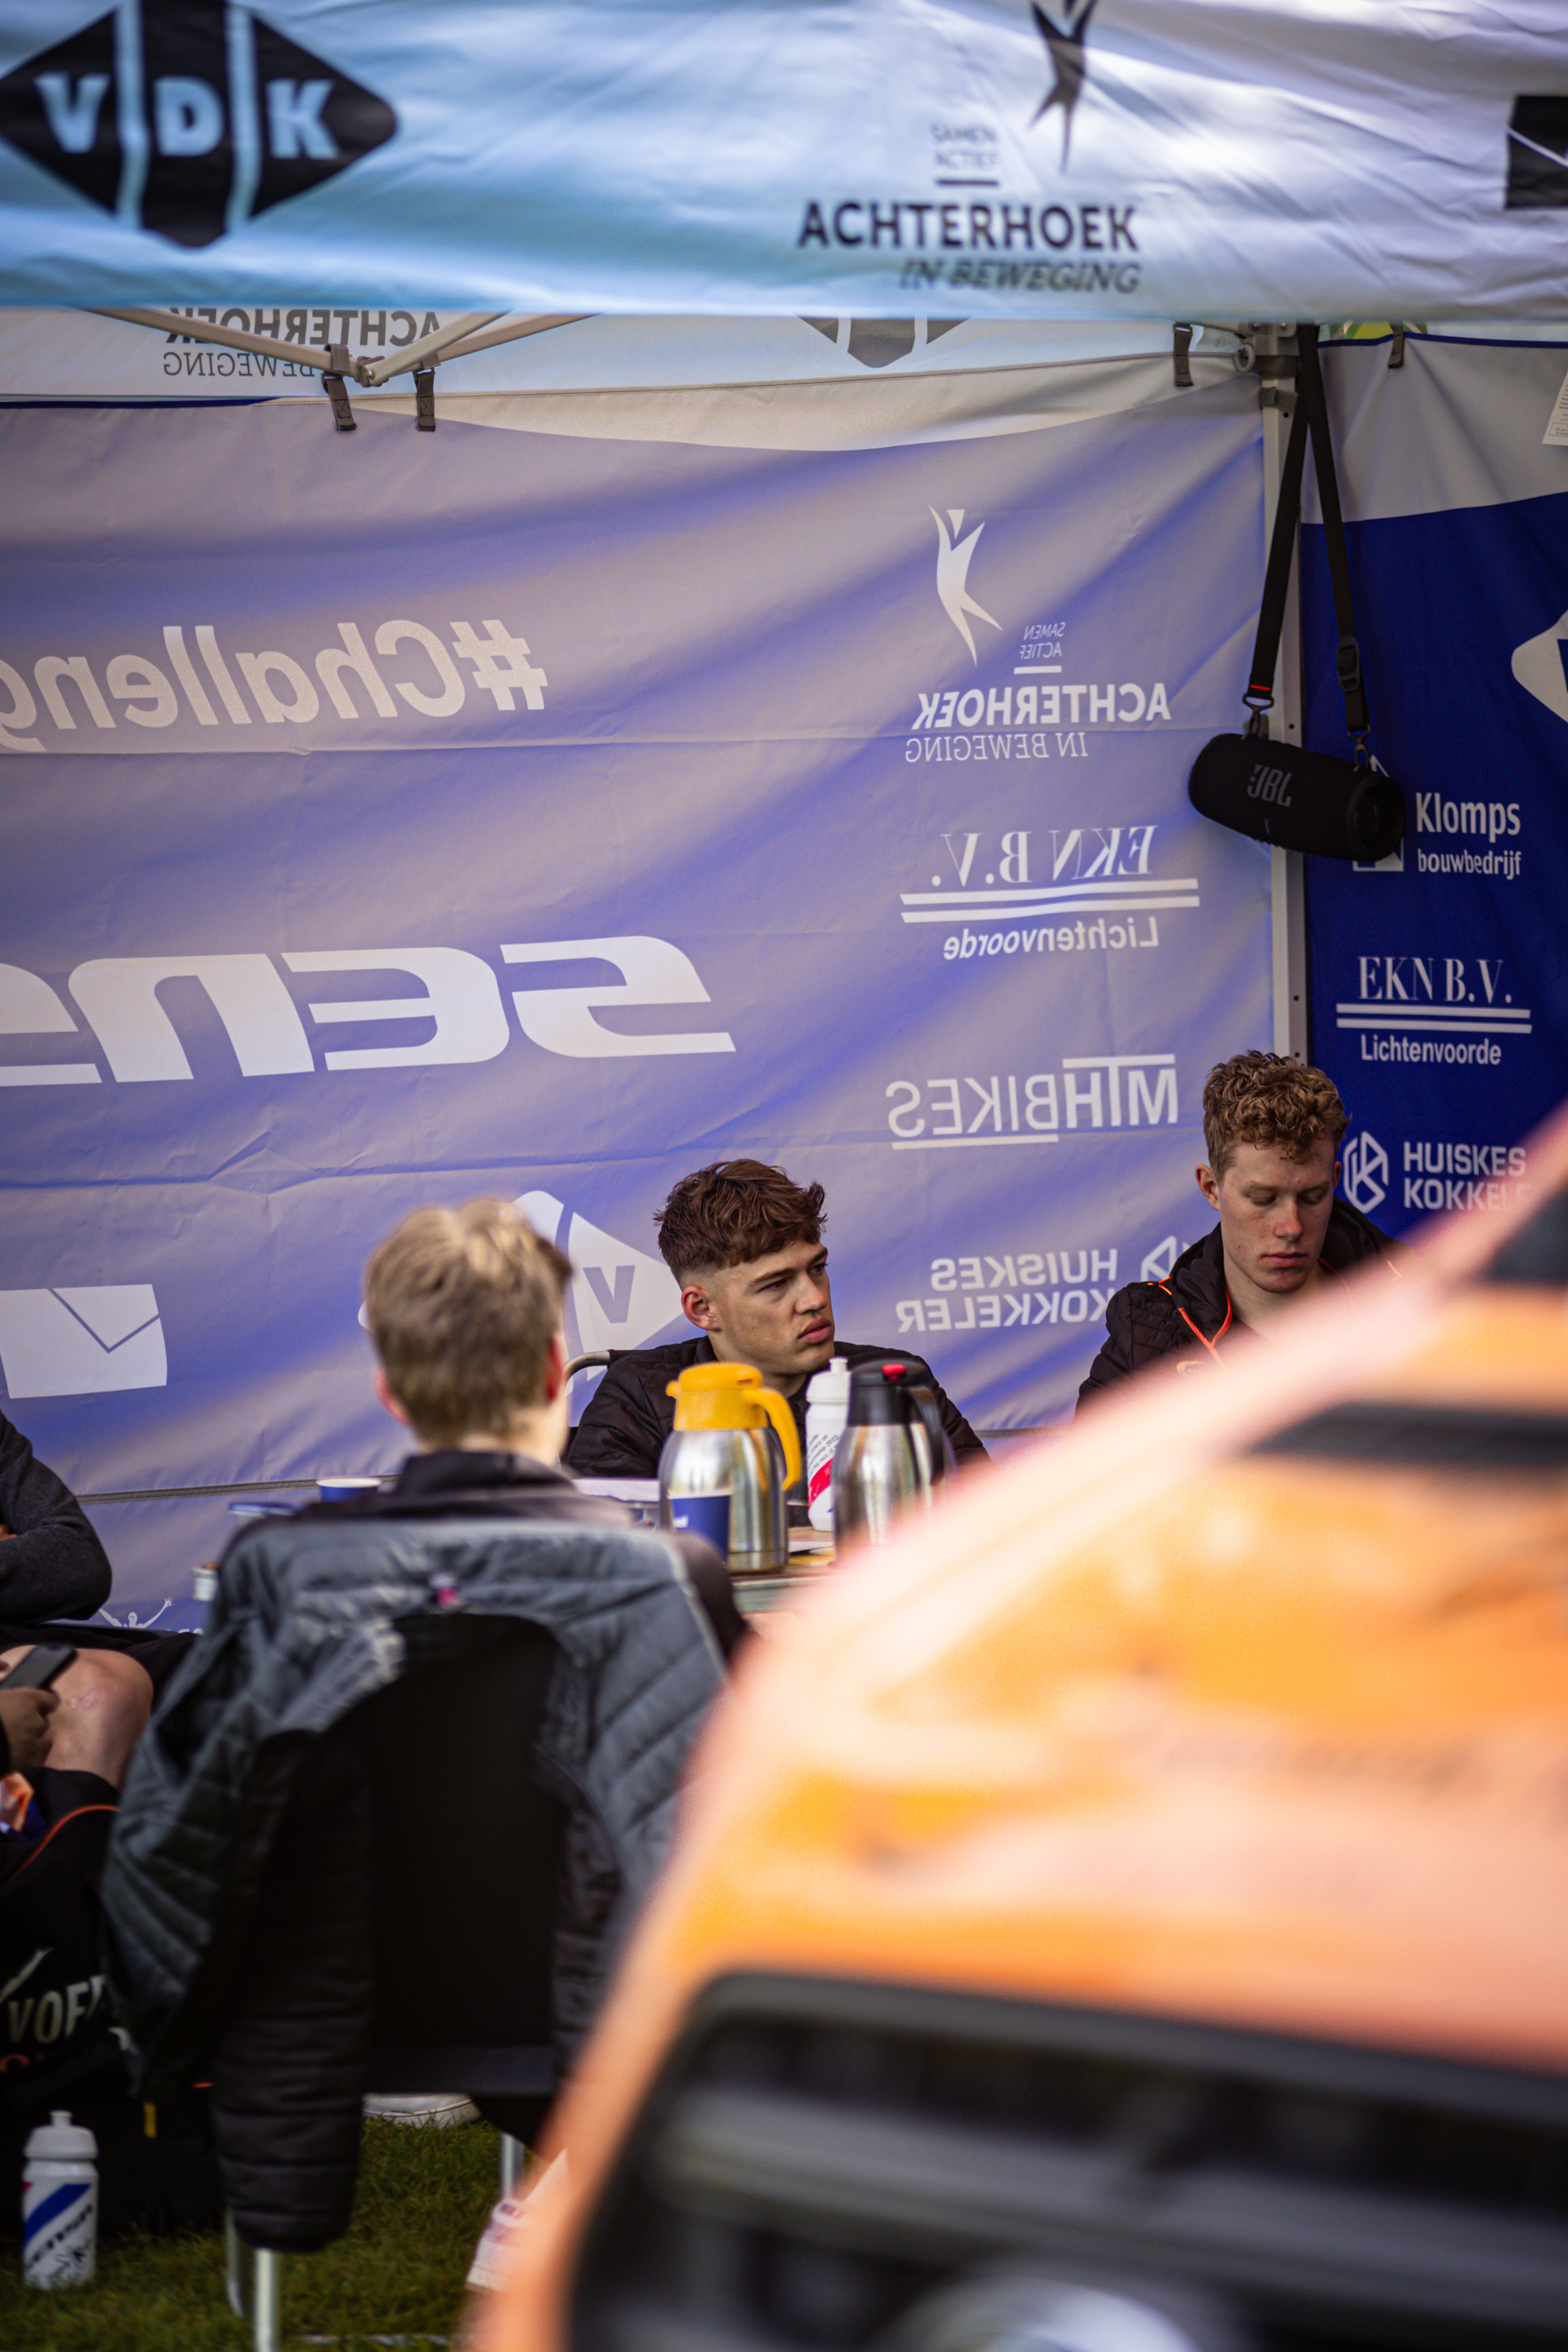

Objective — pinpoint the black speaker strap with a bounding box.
[1296,325,1370,742]
[1244,384,1309,724]
[1243,324,1370,748]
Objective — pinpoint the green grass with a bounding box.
[0,2118,504,2348]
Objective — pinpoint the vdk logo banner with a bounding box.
[0,384,1269,1613]
[0,0,394,248]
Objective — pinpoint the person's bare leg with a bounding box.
[0,1646,153,1789]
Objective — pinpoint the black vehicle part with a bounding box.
[1486,1185,1568,1287]
[880,2263,1251,2352]
[1252,1400,1568,1472]
[569,1973,1568,2352]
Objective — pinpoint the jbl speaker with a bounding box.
[1188,734,1406,862]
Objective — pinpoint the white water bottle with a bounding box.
[189,1562,218,1633]
[804,1357,851,1533]
[23,2109,98,2288]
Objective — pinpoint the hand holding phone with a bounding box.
[0,1644,77,1691]
[0,1686,58,1773]
[0,1649,74,1779]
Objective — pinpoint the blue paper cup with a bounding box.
[666,1494,731,1557]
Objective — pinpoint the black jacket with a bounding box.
[1078,1200,1400,1406]
[565,1334,987,1482]
[103,1511,728,2248]
[0,1412,111,1622]
[292,1448,746,1659]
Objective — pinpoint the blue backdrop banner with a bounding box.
[1,377,1270,1617]
[1305,336,1568,1241]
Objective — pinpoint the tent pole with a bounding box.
[1256,324,1309,1062]
[89,304,354,376]
[353,312,506,384]
[365,313,591,380]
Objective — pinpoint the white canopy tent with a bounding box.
[2,0,1565,1613]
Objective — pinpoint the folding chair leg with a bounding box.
[225,2211,248,2320]
[253,2245,283,2352]
[224,2216,281,2349]
[499,2132,525,2197]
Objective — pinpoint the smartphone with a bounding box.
[0,1644,77,1691]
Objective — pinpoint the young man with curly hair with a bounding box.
[1078,1051,1399,1402]
[566,1159,985,1483]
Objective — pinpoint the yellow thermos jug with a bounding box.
[659,1362,801,1572]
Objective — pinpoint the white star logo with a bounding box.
[931,507,1001,665]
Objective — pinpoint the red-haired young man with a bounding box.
[1079,1052,1399,1403]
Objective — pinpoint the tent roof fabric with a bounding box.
[1,2,1564,319]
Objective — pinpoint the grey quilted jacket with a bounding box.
[100,1515,726,2100]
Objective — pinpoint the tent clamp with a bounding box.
[1252,325,1299,410]
[1171,324,1261,386]
[321,345,356,432]
[414,367,437,430]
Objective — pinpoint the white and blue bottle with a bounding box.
[23,2108,98,2288]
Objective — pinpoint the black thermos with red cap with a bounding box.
[831,1361,953,1546]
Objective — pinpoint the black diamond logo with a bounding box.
[801,318,964,370]
[0,0,396,248]
[1506,96,1568,209]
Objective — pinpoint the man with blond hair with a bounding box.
[105,1199,740,2218]
[1079,1052,1399,1400]
[299,1198,742,1656]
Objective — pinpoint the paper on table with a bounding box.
[572,1474,661,1526]
[1543,368,1568,446]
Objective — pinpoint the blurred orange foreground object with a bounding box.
[478,1104,1568,2352]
